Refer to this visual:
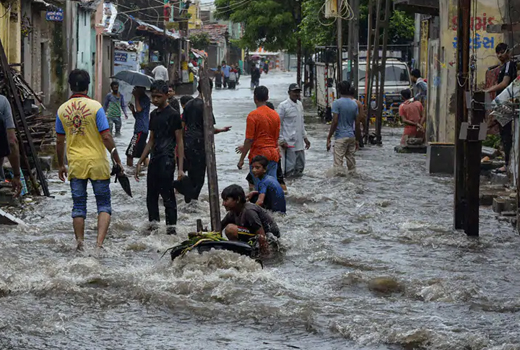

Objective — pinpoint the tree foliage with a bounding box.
[189,32,211,50]
[215,0,415,52]
[214,0,299,52]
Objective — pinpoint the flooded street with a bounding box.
[1,72,520,350]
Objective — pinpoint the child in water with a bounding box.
[220,184,280,254]
[248,155,286,213]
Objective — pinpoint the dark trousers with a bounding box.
[500,122,513,166]
[185,147,206,200]
[147,156,177,225]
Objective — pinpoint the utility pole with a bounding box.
[454,0,471,230]
[374,0,391,145]
[199,62,221,232]
[364,0,373,143]
[352,0,359,96]
[296,0,302,85]
[337,0,343,83]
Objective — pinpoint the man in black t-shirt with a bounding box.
[135,80,185,234]
[182,79,230,202]
[486,43,518,173]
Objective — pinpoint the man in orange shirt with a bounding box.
[237,86,280,187]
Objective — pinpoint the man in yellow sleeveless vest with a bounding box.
[55,69,124,250]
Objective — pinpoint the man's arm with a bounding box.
[238,139,253,169]
[300,103,310,149]
[326,113,339,151]
[6,129,21,196]
[103,94,110,111]
[120,94,129,119]
[135,96,143,113]
[101,131,122,165]
[135,132,154,181]
[486,76,512,93]
[276,104,286,145]
[175,129,185,179]
[214,126,232,134]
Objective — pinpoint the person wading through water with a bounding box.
[277,83,311,178]
[135,80,185,235]
[126,86,151,167]
[55,69,124,250]
[181,79,231,202]
[103,81,128,137]
[237,86,281,187]
[327,81,359,172]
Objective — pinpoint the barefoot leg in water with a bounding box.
[73,217,85,250]
[97,212,111,248]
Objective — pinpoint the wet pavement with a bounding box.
[1,72,520,350]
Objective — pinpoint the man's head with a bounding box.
[251,155,269,179]
[254,86,269,106]
[222,60,226,66]
[180,95,193,108]
[288,83,302,102]
[68,69,90,93]
[150,80,169,108]
[110,81,119,93]
[338,80,352,96]
[217,65,221,70]
[401,88,412,100]
[411,69,421,83]
[221,184,246,212]
[133,86,146,97]
[496,43,510,63]
[168,83,176,98]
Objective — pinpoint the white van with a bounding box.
[344,59,412,119]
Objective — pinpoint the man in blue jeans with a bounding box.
[55,69,124,250]
[221,60,231,88]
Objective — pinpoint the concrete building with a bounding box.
[0,0,21,64]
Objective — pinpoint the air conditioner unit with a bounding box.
[324,0,338,18]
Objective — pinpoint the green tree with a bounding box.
[189,32,211,50]
[214,0,299,52]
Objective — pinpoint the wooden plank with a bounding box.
[200,63,221,232]
[0,39,50,196]
[0,208,25,225]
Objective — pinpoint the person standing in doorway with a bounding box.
[277,83,311,178]
[55,69,124,250]
[103,81,128,137]
[126,86,150,167]
[135,80,184,235]
[0,94,21,196]
[237,86,280,187]
[411,69,427,105]
[326,81,359,171]
[152,62,169,82]
[485,43,518,173]
[182,79,231,202]
[221,60,231,88]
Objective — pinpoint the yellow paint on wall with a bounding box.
[0,1,21,65]
[434,0,505,142]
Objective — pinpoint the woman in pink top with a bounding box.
[399,89,425,145]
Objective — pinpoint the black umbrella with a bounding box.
[173,176,194,203]
[111,70,154,88]
[111,163,132,197]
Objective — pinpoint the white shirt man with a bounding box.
[152,64,169,82]
[277,83,311,177]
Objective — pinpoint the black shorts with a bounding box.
[126,132,148,158]
[246,160,285,185]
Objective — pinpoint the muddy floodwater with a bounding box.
[1,72,519,350]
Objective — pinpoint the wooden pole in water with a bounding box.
[454,0,471,230]
[200,61,221,232]
[464,91,485,236]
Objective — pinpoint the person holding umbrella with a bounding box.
[55,69,124,250]
[126,86,151,167]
